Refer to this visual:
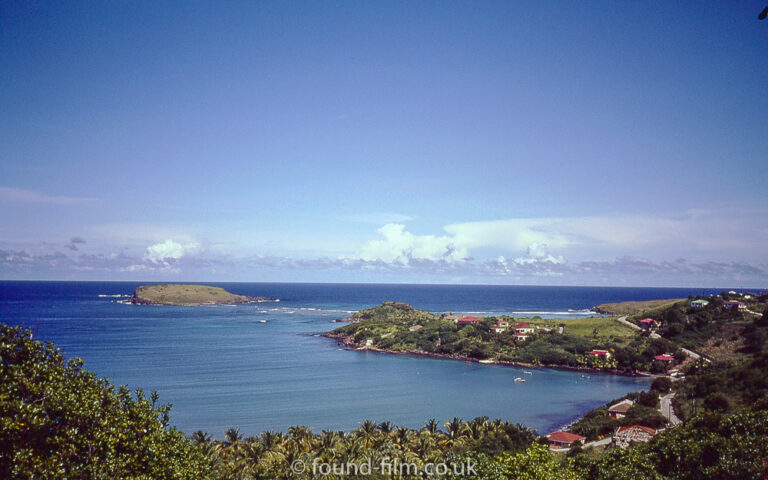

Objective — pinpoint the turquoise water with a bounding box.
[1,281,720,437]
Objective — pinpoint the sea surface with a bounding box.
[0,282,724,438]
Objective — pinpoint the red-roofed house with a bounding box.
[589,349,612,358]
[654,354,675,362]
[613,425,657,448]
[514,322,535,334]
[546,431,585,450]
[457,315,483,324]
[491,324,507,333]
[639,318,658,329]
[513,332,530,342]
[607,399,634,419]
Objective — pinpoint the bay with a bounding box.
[0,281,721,437]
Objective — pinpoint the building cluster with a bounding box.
[546,398,661,451]
[451,316,536,342]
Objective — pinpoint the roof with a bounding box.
[640,318,656,324]
[608,403,632,413]
[513,332,529,337]
[547,431,585,443]
[691,299,709,304]
[514,322,532,329]
[458,315,483,323]
[616,425,656,436]
[589,349,609,355]
[654,354,675,362]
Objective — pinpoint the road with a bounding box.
[615,315,642,331]
[615,316,711,363]
[660,393,682,426]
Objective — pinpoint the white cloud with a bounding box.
[144,239,201,263]
[356,224,467,263]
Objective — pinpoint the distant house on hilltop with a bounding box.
[546,431,585,450]
[613,425,657,448]
[513,332,530,342]
[607,399,634,419]
[723,301,745,312]
[589,349,611,358]
[456,315,483,324]
[408,325,423,332]
[690,299,709,309]
[654,354,675,362]
[514,322,535,334]
[639,318,658,329]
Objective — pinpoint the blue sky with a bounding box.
[1,1,767,287]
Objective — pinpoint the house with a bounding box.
[408,325,423,332]
[607,399,634,419]
[589,349,612,358]
[491,318,510,333]
[690,299,709,309]
[723,301,746,312]
[514,322,535,334]
[613,425,657,448]
[639,318,657,329]
[654,354,675,362]
[457,315,483,324]
[513,332,530,342]
[546,431,585,450]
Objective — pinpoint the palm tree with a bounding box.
[445,417,469,442]
[378,420,395,436]
[223,427,244,449]
[422,418,440,435]
[190,430,213,445]
[357,419,379,448]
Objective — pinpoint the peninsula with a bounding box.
[324,301,654,374]
[130,284,278,306]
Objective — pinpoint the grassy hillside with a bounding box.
[593,299,684,316]
[524,316,636,340]
[132,284,255,306]
[328,303,667,372]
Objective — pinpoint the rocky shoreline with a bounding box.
[322,332,646,378]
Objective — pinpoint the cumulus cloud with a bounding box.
[356,224,468,263]
[144,239,202,263]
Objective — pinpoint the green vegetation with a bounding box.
[570,391,667,441]
[4,291,767,479]
[523,316,635,340]
[131,284,274,306]
[592,299,684,316]
[328,303,673,373]
[0,323,212,479]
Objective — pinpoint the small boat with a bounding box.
[514,377,526,383]
[479,359,495,364]
[465,361,472,364]
[259,320,267,323]
[523,370,533,375]
[580,374,590,379]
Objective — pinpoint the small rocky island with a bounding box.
[130,284,278,306]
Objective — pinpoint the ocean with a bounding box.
[0,281,723,438]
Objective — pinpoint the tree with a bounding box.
[0,323,212,480]
[651,376,672,393]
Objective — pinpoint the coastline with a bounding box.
[322,332,649,378]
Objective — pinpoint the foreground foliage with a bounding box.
[0,324,212,480]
